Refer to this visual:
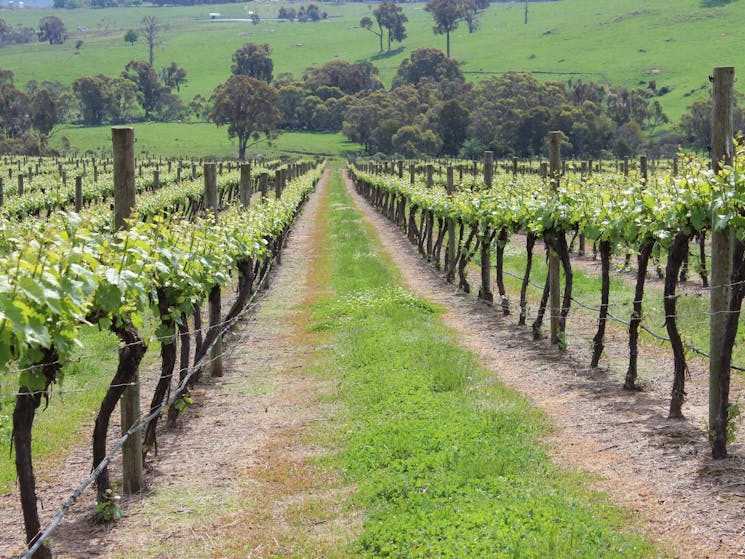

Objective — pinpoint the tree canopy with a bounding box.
[209,75,282,159]
[231,43,273,83]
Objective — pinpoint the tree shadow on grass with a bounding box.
[370,46,405,61]
[700,0,738,6]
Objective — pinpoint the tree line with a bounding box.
[0,15,67,46]
[0,30,740,159]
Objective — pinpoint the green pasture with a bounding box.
[51,123,362,158]
[0,0,743,123]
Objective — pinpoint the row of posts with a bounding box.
[0,158,312,213]
[110,128,313,495]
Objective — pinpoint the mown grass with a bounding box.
[309,170,660,558]
[51,123,362,159]
[0,0,743,125]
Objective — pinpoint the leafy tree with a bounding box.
[679,95,745,150]
[209,75,281,159]
[73,75,110,125]
[278,6,296,20]
[30,88,59,143]
[359,16,383,54]
[304,60,382,95]
[154,90,185,121]
[0,75,31,140]
[187,94,208,121]
[0,18,11,44]
[106,77,141,123]
[141,16,160,66]
[375,1,408,52]
[278,84,307,129]
[392,125,442,157]
[124,29,138,46]
[434,98,470,155]
[370,118,400,153]
[231,43,273,83]
[38,16,66,45]
[392,47,465,89]
[425,0,469,57]
[342,90,395,152]
[463,0,489,33]
[123,60,167,119]
[306,4,323,21]
[160,61,187,92]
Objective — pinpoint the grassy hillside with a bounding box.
[1,0,742,153]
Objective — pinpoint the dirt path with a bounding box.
[342,171,745,559]
[0,169,355,558]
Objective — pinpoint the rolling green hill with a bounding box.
[1,0,742,155]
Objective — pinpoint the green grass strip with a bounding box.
[311,170,659,558]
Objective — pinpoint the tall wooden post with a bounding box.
[409,163,415,185]
[153,169,160,191]
[240,163,251,208]
[204,163,223,378]
[549,132,562,345]
[275,169,282,199]
[426,164,434,188]
[112,126,143,495]
[483,151,493,188]
[17,173,23,197]
[446,167,456,283]
[0,178,4,207]
[710,66,735,458]
[75,176,83,212]
[640,155,648,183]
[479,151,494,302]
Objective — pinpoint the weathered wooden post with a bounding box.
[710,66,735,459]
[479,151,494,302]
[112,126,143,495]
[204,162,224,378]
[240,162,251,208]
[409,163,415,185]
[640,155,648,182]
[75,176,83,212]
[426,164,434,188]
[549,131,562,345]
[512,156,518,177]
[445,167,456,283]
[623,156,629,176]
[17,173,23,196]
[275,169,282,199]
[483,151,493,188]
[153,169,160,191]
[0,178,4,207]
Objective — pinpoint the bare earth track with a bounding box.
[2,168,745,557]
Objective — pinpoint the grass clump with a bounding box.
[311,171,659,558]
